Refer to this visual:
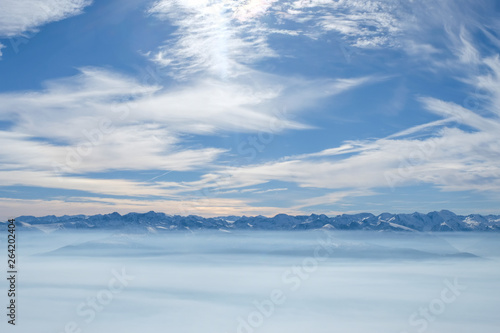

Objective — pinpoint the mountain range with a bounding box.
[5,210,500,233]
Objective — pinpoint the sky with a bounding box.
[0,0,499,219]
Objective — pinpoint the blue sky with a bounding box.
[0,0,500,219]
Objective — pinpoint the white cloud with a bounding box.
[457,27,481,64]
[403,41,441,58]
[0,42,4,57]
[233,0,279,21]
[269,0,497,63]
[0,0,91,37]
[0,69,226,175]
[419,97,500,133]
[293,190,375,210]
[167,35,500,205]
[283,0,405,48]
[149,0,277,79]
[254,187,287,194]
[186,120,500,197]
[146,0,489,81]
[0,67,311,139]
[0,196,302,220]
[0,169,174,197]
[0,64,371,204]
[148,0,409,78]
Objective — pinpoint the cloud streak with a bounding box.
[164,27,500,209]
[0,0,91,37]
[149,0,278,79]
[0,196,301,220]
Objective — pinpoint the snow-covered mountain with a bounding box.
[6,210,500,233]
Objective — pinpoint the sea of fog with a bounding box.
[1,230,499,333]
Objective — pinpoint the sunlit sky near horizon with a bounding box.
[0,0,500,219]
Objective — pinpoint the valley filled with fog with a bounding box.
[2,230,499,333]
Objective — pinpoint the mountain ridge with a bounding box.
[4,209,500,233]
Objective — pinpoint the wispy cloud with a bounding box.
[168,27,500,208]
[0,67,356,172]
[148,0,408,79]
[0,68,211,175]
[293,190,375,210]
[149,0,277,79]
[275,0,406,48]
[0,59,371,210]
[147,0,492,81]
[0,196,302,220]
[0,170,174,197]
[0,0,91,37]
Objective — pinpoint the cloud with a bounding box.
[0,66,373,173]
[456,27,481,65]
[278,0,406,48]
[269,0,498,62]
[254,187,287,194]
[0,62,372,210]
[233,0,279,21]
[0,169,174,197]
[0,68,219,175]
[293,190,375,210]
[403,41,441,58]
[0,0,91,37]
[147,0,409,79]
[0,42,4,57]
[166,31,500,207]
[0,196,303,220]
[419,97,500,133]
[185,119,500,199]
[146,0,491,82]
[149,0,277,79]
